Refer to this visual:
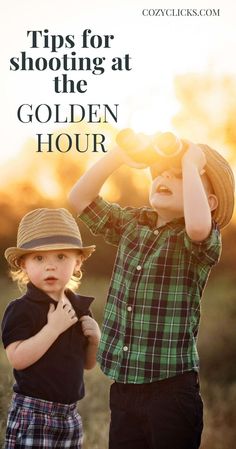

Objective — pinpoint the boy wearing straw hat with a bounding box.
[69,134,234,449]
[1,208,100,449]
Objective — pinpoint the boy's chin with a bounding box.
[149,203,159,213]
[149,198,167,213]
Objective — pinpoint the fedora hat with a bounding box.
[5,208,95,268]
[150,144,235,229]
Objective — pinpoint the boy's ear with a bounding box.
[75,255,83,270]
[19,257,26,271]
[208,194,218,212]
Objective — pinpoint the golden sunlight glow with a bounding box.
[130,94,180,135]
[100,179,121,202]
[35,169,62,199]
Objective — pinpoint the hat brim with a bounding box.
[5,243,96,269]
[198,145,235,229]
[150,144,235,229]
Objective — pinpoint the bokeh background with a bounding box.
[1,1,236,448]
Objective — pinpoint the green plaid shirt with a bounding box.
[80,196,221,383]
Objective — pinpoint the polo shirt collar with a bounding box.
[25,282,94,317]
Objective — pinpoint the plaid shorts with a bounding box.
[4,393,83,449]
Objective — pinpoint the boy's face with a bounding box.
[149,168,184,220]
[20,249,82,301]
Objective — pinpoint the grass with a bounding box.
[1,275,236,448]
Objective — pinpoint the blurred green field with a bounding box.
[1,275,236,449]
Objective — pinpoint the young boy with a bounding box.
[68,136,235,449]
[1,207,101,449]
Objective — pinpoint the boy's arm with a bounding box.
[69,147,124,215]
[80,315,101,370]
[182,143,213,242]
[6,300,78,370]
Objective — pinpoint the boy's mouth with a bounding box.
[44,276,58,281]
[156,184,172,195]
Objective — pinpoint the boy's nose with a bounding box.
[45,261,56,270]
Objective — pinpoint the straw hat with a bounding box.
[150,144,235,229]
[5,208,95,268]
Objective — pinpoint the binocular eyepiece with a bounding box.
[116,128,187,167]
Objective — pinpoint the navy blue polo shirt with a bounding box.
[1,282,94,404]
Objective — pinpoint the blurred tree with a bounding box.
[173,73,236,166]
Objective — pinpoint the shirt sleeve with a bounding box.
[1,300,35,348]
[79,196,139,246]
[183,221,222,266]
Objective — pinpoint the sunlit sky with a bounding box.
[1,0,236,163]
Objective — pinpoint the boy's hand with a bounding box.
[182,142,206,174]
[47,300,78,337]
[112,145,147,169]
[79,315,101,346]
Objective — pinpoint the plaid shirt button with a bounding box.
[123,346,128,351]
[154,229,159,235]
[127,306,132,312]
[136,265,142,270]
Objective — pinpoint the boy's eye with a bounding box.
[57,253,66,260]
[34,255,43,261]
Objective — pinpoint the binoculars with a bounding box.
[116,128,187,168]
